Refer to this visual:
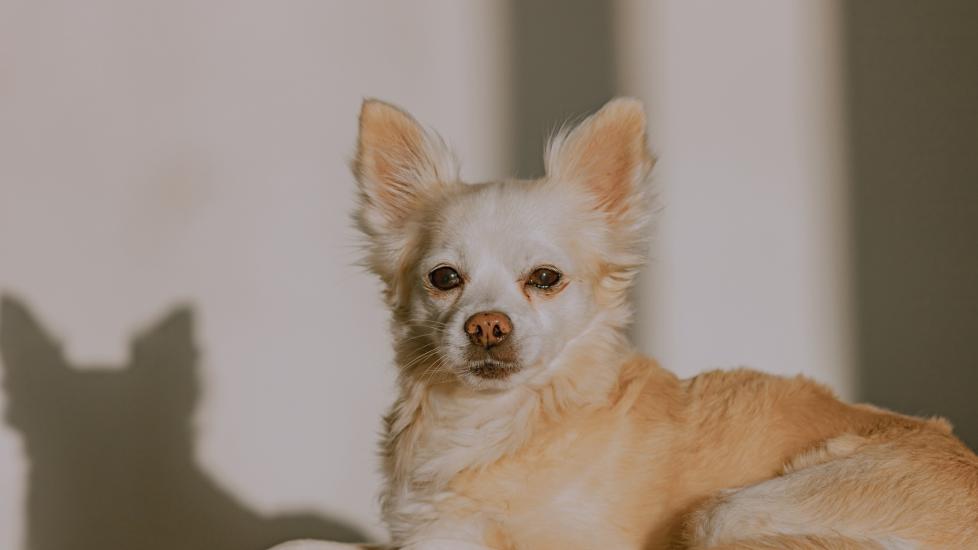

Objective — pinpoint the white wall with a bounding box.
[618,0,853,395]
[0,1,508,546]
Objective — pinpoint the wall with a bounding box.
[619,1,853,395]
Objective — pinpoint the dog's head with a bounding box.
[353,98,653,391]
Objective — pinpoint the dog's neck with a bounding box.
[383,310,634,494]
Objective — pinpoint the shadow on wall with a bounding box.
[845,1,978,449]
[0,296,366,550]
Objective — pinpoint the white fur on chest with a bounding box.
[382,383,636,548]
[383,387,540,544]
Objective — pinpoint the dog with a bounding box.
[280,98,978,549]
[0,296,365,550]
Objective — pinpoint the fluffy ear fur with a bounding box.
[545,97,654,226]
[545,98,655,287]
[352,99,459,285]
[353,99,458,238]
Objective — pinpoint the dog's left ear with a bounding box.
[545,98,654,223]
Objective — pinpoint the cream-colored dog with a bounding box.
[285,98,978,549]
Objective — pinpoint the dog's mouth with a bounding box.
[467,359,521,380]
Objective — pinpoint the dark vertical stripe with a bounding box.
[844,1,978,448]
[507,0,618,178]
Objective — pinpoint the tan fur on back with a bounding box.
[349,98,978,550]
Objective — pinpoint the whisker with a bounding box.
[407,321,451,330]
[415,355,441,384]
[421,354,455,385]
[397,342,437,357]
[399,348,443,371]
[397,332,439,344]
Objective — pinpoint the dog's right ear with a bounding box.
[352,100,459,288]
[352,99,458,241]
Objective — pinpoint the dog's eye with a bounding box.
[527,267,561,289]
[429,266,462,291]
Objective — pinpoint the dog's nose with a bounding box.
[464,311,512,348]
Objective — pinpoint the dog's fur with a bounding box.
[324,98,978,549]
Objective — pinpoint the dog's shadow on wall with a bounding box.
[0,295,366,550]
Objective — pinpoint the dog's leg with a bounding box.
[266,541,492,550]
[267,542,387,550]
[683,441,929,550]
[401,542,495,550]
[692,534,885,550]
